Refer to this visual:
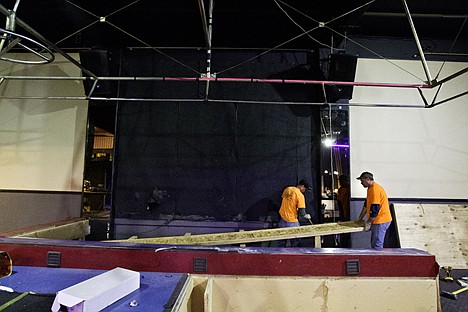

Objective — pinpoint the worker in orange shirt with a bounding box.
[357,172,392,249]
[277,179,312,247]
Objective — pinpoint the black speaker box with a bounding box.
[79,50,113,96]
[328,54,357,101]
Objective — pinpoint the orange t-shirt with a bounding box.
[279,186,305,222]
[366,182,392,224]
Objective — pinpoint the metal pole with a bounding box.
[196,0,213,98]
[0,74,432,88]
[432,67,468,86]
[401,0,434,85]
[204,0,214,98]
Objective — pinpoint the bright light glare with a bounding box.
[323,138,335,147]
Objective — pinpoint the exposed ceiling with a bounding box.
[1,0,466,52]
[1,1,466,135]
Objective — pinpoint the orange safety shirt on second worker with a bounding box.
[279,186,306,222]
[366,182,392,224]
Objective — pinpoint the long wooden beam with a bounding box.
[111,221,365,246]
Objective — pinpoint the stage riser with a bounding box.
[0,239,438,278]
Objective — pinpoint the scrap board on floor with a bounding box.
[393,203,468,268]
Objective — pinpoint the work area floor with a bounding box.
[1,267,467,311]
[440,268,468,311]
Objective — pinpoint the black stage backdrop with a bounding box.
[112,49,321,229]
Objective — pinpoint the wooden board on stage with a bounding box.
[111,220,364,247]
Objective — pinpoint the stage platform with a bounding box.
[0,237,438,277]
[0,238,443,311]
[0,266,185,312]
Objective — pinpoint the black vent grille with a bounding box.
[47,251,61,267]
[193,258,208,272]
[346,259,360,275]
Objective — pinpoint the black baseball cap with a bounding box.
[356,172,374,180]
[298,179,312,190]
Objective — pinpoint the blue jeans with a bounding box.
[277,218,300,247]
[371,222,391,249]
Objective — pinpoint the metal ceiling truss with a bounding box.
[0,0,466,108]
[0,0,54,64]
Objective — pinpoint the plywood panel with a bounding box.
[177,275,439,312]
[172,276,194,312]
[394,203,468,268]
[190,278,207,312]
[206,276,324,312]
[327,278,438,312]
[204,278,213,312]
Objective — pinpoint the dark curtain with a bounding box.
[113,49,321,223]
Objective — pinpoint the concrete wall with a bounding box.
[0,191,82,233]
[0,53,86,232]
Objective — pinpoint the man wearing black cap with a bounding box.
[277,179,312,247]
[356,172,392,249]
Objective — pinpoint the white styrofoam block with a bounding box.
[51,267,140,312]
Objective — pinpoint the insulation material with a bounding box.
[112,220,364,245]
[394,203,468,268]
[176,275,439,312]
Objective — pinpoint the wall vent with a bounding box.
[346,259,360,275]
[193,258,208,272]
[47,251,61,267]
